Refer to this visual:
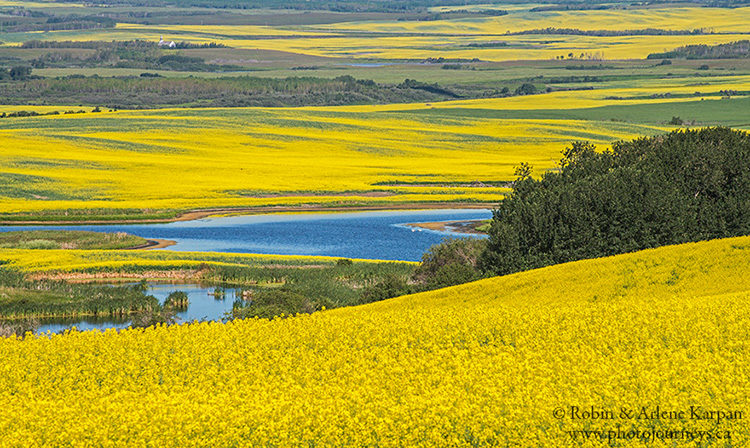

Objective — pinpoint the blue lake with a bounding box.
[0,209,492,261]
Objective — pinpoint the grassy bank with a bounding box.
[0,281,158,320]
[0,230,147,250]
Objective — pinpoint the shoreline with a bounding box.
[0,202,495,226]
[126,238,177,250]
[406,219,489,235]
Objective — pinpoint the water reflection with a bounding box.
[35,283,241,334]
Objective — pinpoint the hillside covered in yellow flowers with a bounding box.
[0,235,748,447]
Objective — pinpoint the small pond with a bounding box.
[35,283,238,334]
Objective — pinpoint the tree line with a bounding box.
[20,40,225,49]
[42,0,728,12]
[0,74,525,108]
[508,27,712,36]
[21,40,235,72]
[648,40,750,59]
[0,13,115,33]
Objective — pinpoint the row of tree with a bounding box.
[21,40,236,72]
[648,40,750,59]
[0,14,115,33]
[20,40,225,49]
[0,74,533,108]
[510,27,712,36]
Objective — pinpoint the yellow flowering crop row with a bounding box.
[30,27,750,62]
[0,248,411,273]
[0,235,748,446]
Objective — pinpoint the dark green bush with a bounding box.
[480,127,750,276]
[231,289,318,319]
[514,83,537,95]
[165,291,189,309]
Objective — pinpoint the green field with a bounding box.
[405,96,750,128]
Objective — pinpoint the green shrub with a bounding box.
[165,291,189,309]
[413,238,486,289]
[359,274,410,304]
[231,289,318,319]
[481,127,750,276]
[514,83,537,95]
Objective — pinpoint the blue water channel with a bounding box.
[0,209,492,261]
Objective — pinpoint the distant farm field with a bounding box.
[0,6,748,63]
[322,6,750,34]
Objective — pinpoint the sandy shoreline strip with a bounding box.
[406,219,487,235]
[126,238,177,250]
[0,202,495,226]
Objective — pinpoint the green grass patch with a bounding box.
[0,231,147,250]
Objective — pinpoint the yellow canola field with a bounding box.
[322,7,750,34]
[0,103,665,214]
[5,7,749,62]
[429,4,546,13]
[227,33,750,62]
[274,6,750,61]
[0,0,82,7]
[0,248,410,273]
[1,235,749,446]
[115,22,322,37]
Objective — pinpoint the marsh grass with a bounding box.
[0,253,416,323]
